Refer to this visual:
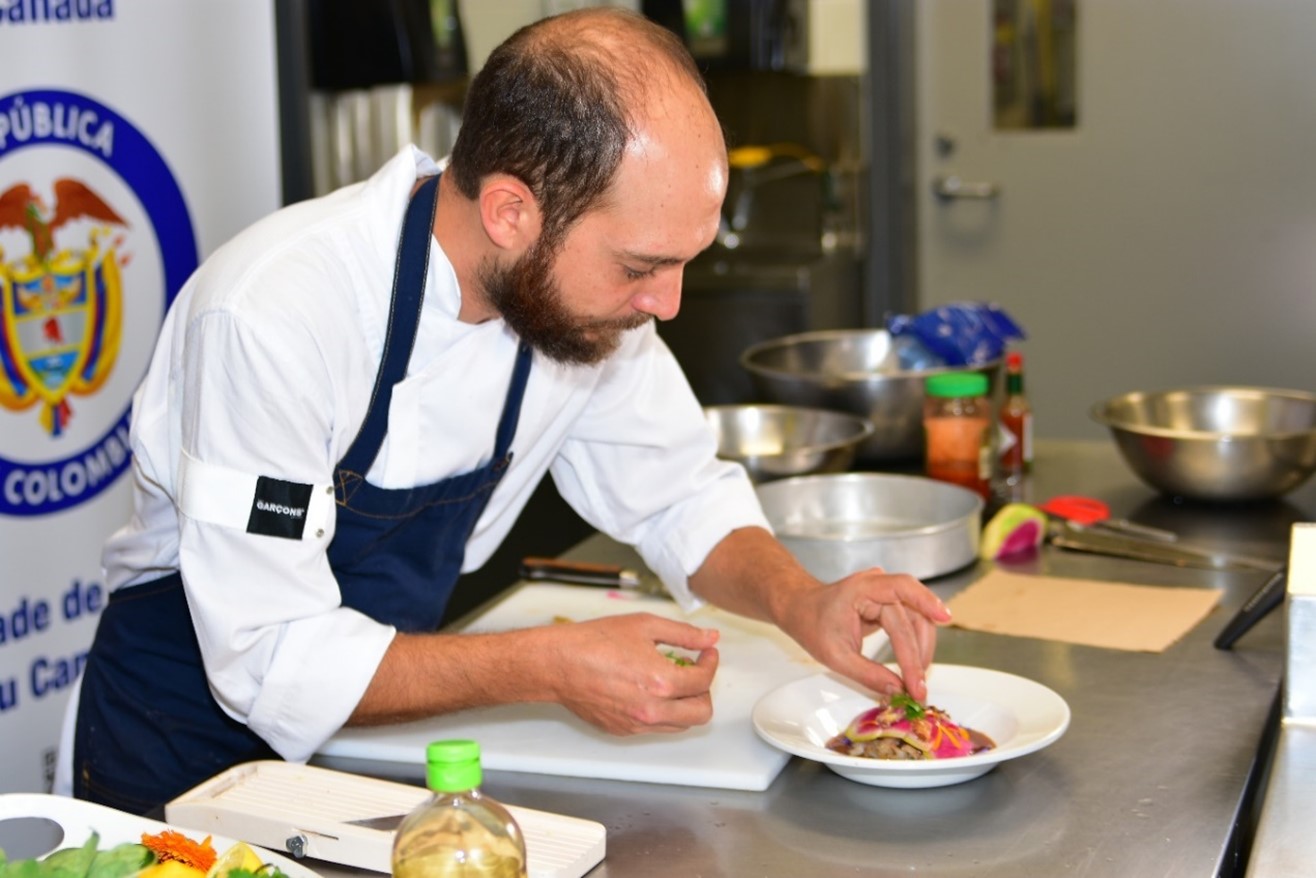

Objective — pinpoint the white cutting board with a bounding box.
[320,584,870,791]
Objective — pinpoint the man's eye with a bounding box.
[623,265,656,281]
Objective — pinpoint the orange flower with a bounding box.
[141,830,218,873]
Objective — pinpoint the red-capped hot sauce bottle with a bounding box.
[999,351,1033,484]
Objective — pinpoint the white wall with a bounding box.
[916,0,1316,439]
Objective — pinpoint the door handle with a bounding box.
[932,175,1000,201]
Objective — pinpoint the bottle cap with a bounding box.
[925,372,989,398]
[425,739,482,792]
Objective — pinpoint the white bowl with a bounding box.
[752,664,1070,788]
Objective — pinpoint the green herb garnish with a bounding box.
[663,650,694,667]
[890,692,926,720]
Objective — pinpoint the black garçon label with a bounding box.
[246,476,314,539]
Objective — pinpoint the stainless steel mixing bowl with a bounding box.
[739,329,1001,461]
[703,404,874,483]
[755,473,984,581]
[1090,386,1316,502]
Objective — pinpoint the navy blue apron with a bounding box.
[74,175,533,815]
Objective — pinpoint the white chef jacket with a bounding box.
[92,145,769,764]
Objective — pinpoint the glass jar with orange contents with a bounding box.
[923,372,994,500]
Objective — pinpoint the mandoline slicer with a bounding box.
[165,760,606,878]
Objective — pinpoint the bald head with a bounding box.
[447,7,724,248]
[520,6,705,95]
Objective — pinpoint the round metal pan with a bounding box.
[755,473,983,582]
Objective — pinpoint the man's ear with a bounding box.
[478,174,541,252]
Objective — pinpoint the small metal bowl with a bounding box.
[755,473,984,581]
[704,404,874,483]
[1091,386,1316,502]
[739,329,1001,461]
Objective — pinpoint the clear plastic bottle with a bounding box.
[391,740,528,878]
[998,350,1033,483]
[923,372,994,500]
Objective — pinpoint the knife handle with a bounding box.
[519,557,639,588]
[1214,567,1288,650]
[522,557,622,575]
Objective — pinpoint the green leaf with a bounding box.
[231,866,292,878]
[889,692,925,720]
[4,857,43,878]
[87,845,155,878]
[37,832,99,878]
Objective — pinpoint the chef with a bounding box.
[59,7,950,815]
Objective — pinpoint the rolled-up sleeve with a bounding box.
[548,326,770,611]
[175,306,393,762]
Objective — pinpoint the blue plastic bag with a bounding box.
[886,302,1026,367]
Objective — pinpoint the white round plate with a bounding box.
[752,664,1070,788]
[0,793,319,876]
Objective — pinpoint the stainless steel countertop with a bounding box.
[315,440,1316,877]
[1246,523,1316,877]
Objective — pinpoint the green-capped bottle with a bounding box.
[923,371,994,500]
[391,740,528,878]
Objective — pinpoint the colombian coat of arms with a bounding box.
[0,179,125,436]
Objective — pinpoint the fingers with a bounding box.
[644,650,718,731]
[648,616,721,652]
[602,648,718,734]
[659,643,719,690]
[888,626,930,703]
[554,614,721,735]
[912,586,954,625]
[918,613,939,668]
[859,569,952,624]
[812,568,949,704]
[636,689,715,734]
[874,580,944,703]
[857,601,930,701]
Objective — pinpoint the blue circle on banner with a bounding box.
[0,88,197,517]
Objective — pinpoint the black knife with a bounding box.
[1214,567,1288,650]
[518,556,670,598]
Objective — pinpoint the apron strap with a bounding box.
[493,342,534,459]
[337,174,439,478]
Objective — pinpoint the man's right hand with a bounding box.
[350,612,720,735]
[541,612,720,734]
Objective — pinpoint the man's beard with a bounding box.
[481,238,653,366]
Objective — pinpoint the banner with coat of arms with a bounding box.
[0,179,124,436]
[0,1,284,795]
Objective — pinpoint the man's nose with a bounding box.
[634,271,683,322]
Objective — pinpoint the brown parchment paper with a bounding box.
[946,569,1223,653]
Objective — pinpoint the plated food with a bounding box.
[752,665,1070,788]
[0,794,314,878]
[0,828,286,878]
[825,693,996,761]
